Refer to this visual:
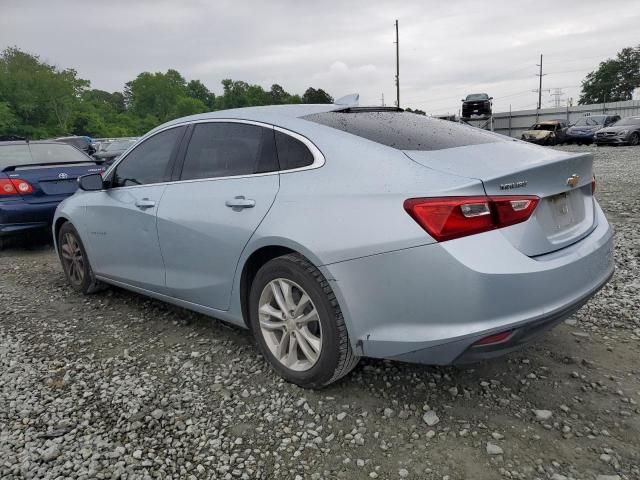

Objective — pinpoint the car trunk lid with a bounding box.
[3,162,105,204]
[404,141,596,256]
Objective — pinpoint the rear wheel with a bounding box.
[249,253,359,388]
[629,132,640,146]
[57,222,104,294]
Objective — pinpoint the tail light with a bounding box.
[0,178,34,196]
[473,330,514,347]
[404,195,539,242]
[591,175,596,195]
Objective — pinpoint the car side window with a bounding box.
[180,123,278,180]
[111,127,184,187]
[274,131,314,170]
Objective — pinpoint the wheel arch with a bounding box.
[53,215,71,252]
[236,239,327,329]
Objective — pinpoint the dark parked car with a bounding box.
[565,115,620,145]
[594,116,640,146]
[521,120,568,145]
[55,136,96,155]
[92,138,137,166]
[0,141,105,248]
[461,93,492,118]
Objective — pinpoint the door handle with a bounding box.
[225,196,255,209]
[135,198,156,209]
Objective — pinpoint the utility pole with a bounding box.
[381,92,385,107]
[536,54,545,110]
[394,20,400,108]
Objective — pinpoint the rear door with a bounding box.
[157,121,280,310]
[81,126,186,293]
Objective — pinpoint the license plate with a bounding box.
[550,192,574,229]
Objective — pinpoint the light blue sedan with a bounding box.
[53,104,614,388]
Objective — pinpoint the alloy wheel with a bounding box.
[60,232,85,286]
[258,278,322,371]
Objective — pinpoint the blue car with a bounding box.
[0,140,106,248]
[53,105,613,388]
[565,115,620,144]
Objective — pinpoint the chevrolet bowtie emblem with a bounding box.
[566,174,580,188]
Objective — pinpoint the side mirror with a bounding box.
[489,97,493,100]
[78,173,104,191]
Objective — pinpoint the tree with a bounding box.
[186,79,215,109]
[302,87,333,104]
[125,70,188,122]
[0,47,88,136]
[579,45,640,104]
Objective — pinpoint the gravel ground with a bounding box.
[1,145,638,480]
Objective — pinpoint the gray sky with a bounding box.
[2,0,639,114]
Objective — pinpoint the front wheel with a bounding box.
[629,132,640,146]
[249,253,359,388]
[57,222,104,294]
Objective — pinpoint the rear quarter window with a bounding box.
[302,111,501,151]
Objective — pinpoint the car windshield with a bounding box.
[532,124,555,132]
[465,94,489,101]
[106,140,135,151]
[0,143,89,169]
[574,116,606,126]
[612,117,640,126]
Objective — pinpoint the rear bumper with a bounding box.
[322,202,614,365]
[0,200,60,236]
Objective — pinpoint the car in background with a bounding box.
[462,93,492,118]
[0,141,105,248]
[565,115,620,145]
[92,138,137,166]
[594,116,640,146]
[521,120,568,145]
[55,136,96,155]
[53,104,613,388]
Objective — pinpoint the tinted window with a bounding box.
[112,127,184,187]
[180,123,277,180]
[275,131,314,170]
[303,111,500,151]
[0,143,89,169]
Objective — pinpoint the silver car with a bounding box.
[53,105,614,388]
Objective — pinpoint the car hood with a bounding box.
[597,125,633,134]
[567,125,601,133]
[522,130,552,139]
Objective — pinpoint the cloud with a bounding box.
[1,0,638,113]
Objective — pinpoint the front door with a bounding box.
[82,126,185,293]
[157,121,280,310]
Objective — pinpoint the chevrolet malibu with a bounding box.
[53,104,614,388]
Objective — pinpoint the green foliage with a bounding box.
[301,87,333,104]
[579,45,640,104]
[0,47,333,139]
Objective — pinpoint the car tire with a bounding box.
[57,222,105,295]
[629,132,640,146]
[249,253,359,388]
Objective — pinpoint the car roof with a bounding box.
[0,140,69,146]
[148,104,349,138]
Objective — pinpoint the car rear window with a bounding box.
[0,143,90,169]
[302,111,501,151]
